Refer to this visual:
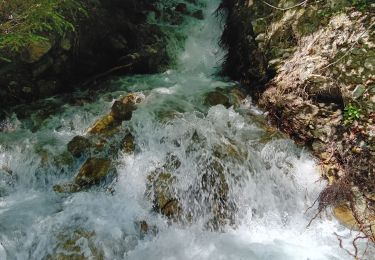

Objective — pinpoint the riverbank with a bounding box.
[0,0,206,117]
[220,0,375,244]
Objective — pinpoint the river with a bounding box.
[0,0,372,259]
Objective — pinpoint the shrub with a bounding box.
[0,0,87,61]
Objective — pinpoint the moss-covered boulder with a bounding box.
[21,40,52,64]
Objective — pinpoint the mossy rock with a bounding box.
[21,40,52,63]
[74,158,111,187]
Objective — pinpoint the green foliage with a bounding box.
[350,0,372,11]
[344,103,362,124]
[0,0,87,61]
[317,0,372,18]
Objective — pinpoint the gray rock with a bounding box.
[352,85,365,99]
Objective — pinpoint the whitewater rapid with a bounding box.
[0,0,373,259]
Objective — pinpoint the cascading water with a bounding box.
[0,1,373,259]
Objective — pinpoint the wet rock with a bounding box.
[53,183,81,193]
[192,10,204,20]
[88,115,116,135]
[122,133,135,154]
[136,220,158,238]
[21,40,52,63]
[175,3,188,14]
[74,158,111,187]
[47,230,103,260]
[213,142,246,162]
[147,171,180,219]
[164,154,181,171]
[110,93,145,122]
[229,87,247,107]
[161,199,180,218]
[204,90,230,108]
[67,136,91,157]
[200,159,234,229]
[110,100,135,121]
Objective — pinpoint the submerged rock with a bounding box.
[47,230,103,260]
[175,3,188,14]
[192,10,204,20]
[53,183,81,194]
[74,158,111,187]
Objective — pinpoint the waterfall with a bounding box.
[0,0,372,259]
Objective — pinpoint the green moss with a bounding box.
[0,0,87,61]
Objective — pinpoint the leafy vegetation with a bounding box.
[0,0,87,61]
[350,0,372,11]
[317,0,372,18]
[343,103,362,124]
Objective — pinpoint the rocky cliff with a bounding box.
[220,0,375,243]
